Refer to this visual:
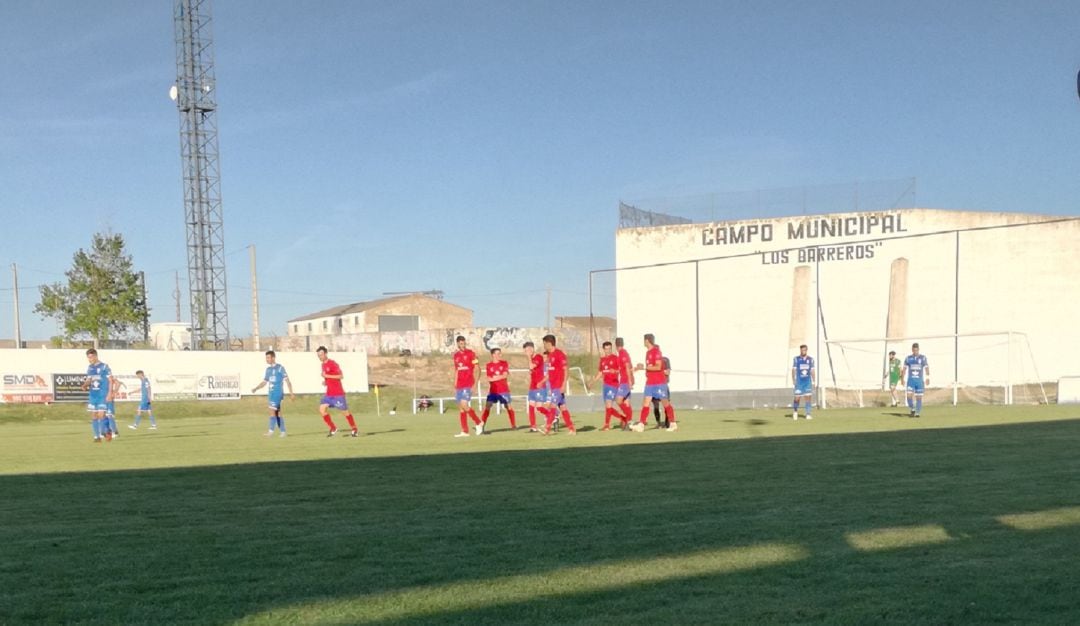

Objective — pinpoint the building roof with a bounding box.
[287,294,471,323]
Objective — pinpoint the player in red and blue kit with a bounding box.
[317,346,358,437]
[633,334,677,432]
[481,348,516,430]
[523,341,551,432]
[791,344,815,420]
[453,336,483,437]
[592,341,625,430]
[541,334,576,435]
[615,337,635,427]
[901,342,930,418]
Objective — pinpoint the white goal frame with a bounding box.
[822,330,1048,408]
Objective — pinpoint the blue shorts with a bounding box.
[549,390,566,406]
[138,401,152,411]
[617,384,631,400]
[528,388,548,403]
[321,395,349,410]
[643,384,670,400]
[455,388,473,403]
[268,395,283,411]
[907,378,925,395]
[87,396,107,412]
[486,392,511,405]
[602,384,618,401]
[794,381,813,396]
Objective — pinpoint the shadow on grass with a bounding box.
[3,419,1080,624]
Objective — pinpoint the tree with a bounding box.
[35,232,148,347]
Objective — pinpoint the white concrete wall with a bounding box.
[0,349,369,402]
[615,209,1080,392]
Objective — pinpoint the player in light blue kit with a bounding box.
[129,370,157,430]
[901,342,930,418]
[791,344,816,420]
[251,350,294,436]
[81,348,115,443]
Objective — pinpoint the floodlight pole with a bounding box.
[11,263,21,349]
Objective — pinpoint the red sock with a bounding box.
[345,414,357,429]
[603,408,613,428]
[544,408,555,430]
[665,405,676,423]
[621,402,634,422]
[639,406,650,424]
[468,408,481,425]
[561,409,575,430]
[528,406,537,428]
[459,411,468,432]
[322,413,336,430]
[507,407,516,428]
[481,407,490,423]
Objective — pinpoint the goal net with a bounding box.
[822,331,1048,408]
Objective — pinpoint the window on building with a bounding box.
[307,323,312,332]
[354,316,359,326]
[293,324,297,333]
[323,320,328,330]
[338,318,344,329]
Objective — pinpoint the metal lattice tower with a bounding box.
[173,0,229,350]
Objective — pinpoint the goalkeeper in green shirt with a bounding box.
[886,351,902,407]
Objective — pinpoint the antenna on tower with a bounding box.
[173,0,229,350]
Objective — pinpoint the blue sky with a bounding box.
[2,1,1079,341]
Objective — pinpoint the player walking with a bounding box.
[901,342,930,418]
[128,370,157,430]
[593,341,625,431]
[632,334,677,432]
[791,344,815,420]
[523,341,551,432]
[650,356,672,428]
[541,334,576,435]
[317,346,358,437]
[481,348,517,431]
[615,337,635,427]
[81,348,115,443]
[885,351,902,407]
[252,350,294,437]
[453,336,483,437]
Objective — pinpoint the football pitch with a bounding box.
[3,400,1080,624]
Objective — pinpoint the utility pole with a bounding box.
[546,284,552,333]
[12,263,22,349]
[174,271,181,322]
[250,244,260,351]
[140,271,149,343]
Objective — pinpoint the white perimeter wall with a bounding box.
[615,209,1080,392]
[0,349,369,400]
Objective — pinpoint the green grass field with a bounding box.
[2,398,1080,624]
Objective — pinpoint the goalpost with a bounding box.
[822,331,1048,408]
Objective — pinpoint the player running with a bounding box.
[252,350,294,437]
[632,334,677,432]
[453,336,483,437]
[901,342,930,418]
[885,350,902,407]
[592,341,626,431]
[541,334,576,435]
[480,348,517,431]
[317,346,358,437]
[82,348,115,443]
[791,344,815,420]
[614,337,635,427]
[128,370,157,430]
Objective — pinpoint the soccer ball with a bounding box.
[631,422,645,433]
